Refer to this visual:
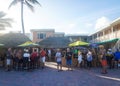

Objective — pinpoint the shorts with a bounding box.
[6,59,11,65]
[78,60,82,64]
[15,58,19,63]
[19,59,23,63]
[57,61,62,64]
[66,59,72,65]
[23,58,29,63]
[35,57,39,62]
[41,56,45,63]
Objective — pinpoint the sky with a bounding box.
[0,0,120,35]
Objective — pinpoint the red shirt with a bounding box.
[40,50,46,57]
[31,52,38,60]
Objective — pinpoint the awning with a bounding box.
[18,41,39,47]
[96,38,119,45]
[69,41,89,47]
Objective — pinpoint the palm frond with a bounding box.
[0,21,12,27]
[0,24,5,30]
[25,1,34,12]
[0,12,6,18]
[8,0,20,9]
[27,0,41,6]
[0,11,13,30]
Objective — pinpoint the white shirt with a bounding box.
[78,54,82,61]
[87,51,92,61]
[55,52,62,62]
[23,53,30,58]
[48,49,51,54]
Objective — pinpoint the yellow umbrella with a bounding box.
[18,41,39,47]
[69,41,89,47]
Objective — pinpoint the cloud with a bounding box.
[53,22,89,35]
[95,16,110,30]
[86,23,93,28]
[68,23,76,28]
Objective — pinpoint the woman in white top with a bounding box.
[23,49,30,70]
[78,51,83,68]
[87,50,93,69]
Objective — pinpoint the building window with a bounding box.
[37,33,46,39]
[94,34,97,39]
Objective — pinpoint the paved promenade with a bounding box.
[0,62,120,86]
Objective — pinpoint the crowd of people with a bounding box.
[0,47,46,71]
[0,46,120,74]
[55,46,120,74]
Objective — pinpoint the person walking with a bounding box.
[55,49,62,72]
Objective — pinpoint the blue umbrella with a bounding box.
[89,43,98,48]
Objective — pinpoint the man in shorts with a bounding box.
[6,48,13,71]
[40,48,46,69]
[55,49,62,72]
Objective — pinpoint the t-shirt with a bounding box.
[87,52,92,61]
[48,50,51,54]
[23,53,30,58]
[6,51,12,59]
[114,51,120,60]
[78,54,82,61]
[106,51,113,60]
[66,52,72,60]
[40,50,46,57]
[55,52,62,62]
[31,52,38,60]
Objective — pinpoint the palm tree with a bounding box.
[0,11,12,30]
[9,0,41,34]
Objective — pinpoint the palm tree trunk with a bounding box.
[21,0,25,34]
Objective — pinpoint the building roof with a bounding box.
[111,17,120,25]
[66,34,88,37]
[89,24,111,36]
[0,33,31,47]
[39,37,71,48]
[54,32,65,35]
[30,29,55,32]
[89,17,120,36]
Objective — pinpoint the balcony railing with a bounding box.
[91,30,120,43]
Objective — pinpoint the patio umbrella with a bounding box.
[18,41,39,47]
[69,41,89,47]
[89,43,98,48]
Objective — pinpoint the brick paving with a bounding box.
[0,62,120,86]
